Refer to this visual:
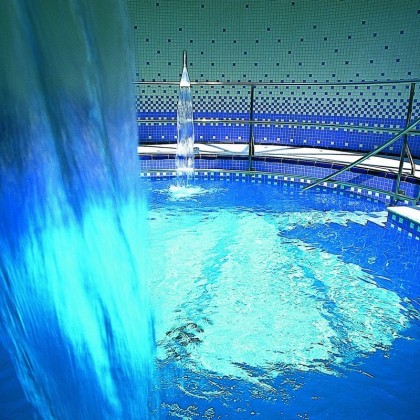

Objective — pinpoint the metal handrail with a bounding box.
[396,83,416,190]
[302,116,420,192]
[248,85,255,171]
[137,118,420,135]
[134,79,420,87]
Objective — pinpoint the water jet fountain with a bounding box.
[175,50,195,186]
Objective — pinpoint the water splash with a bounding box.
[168,185,209,201]
[0,1,154,418]
[175,51,195,186]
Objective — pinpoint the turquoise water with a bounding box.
[145,178,420,419]
[0,2,153,418]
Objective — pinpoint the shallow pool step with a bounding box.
[365,213,388,227]
[387,205,420,224]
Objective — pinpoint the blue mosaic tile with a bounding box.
[140,166,400,206]
[140,154,412,202]
[135,81,420,156]
[386,210,420,241]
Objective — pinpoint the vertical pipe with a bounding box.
[395,82,416,198]
[248,84,255,171]
[183,50,187,68]
[405,83,416,175]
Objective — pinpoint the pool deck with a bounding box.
[138,143,420,224]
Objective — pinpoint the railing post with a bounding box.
[248,84,255,171]
[395,82,416,197]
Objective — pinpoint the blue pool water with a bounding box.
[1,0,418,416]
[145,177,420,419]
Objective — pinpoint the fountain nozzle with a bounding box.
[183,50,187,68]
[180,50,190,87]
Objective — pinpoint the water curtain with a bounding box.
[176,50,195,186]
[0,1,154,418]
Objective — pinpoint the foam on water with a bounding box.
[167,185,219,201]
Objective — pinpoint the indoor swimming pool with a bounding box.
[145,175,420,419]
[2,0,420,418]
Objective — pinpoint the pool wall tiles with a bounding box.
[387,211,420,241]
[139,168,420,212]
[138,154,420,200]
[127,0,419,83]
[128,0,420,156]
[136,84,419,156]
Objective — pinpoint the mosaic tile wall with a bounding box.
[139,161,420,216]
[139,154,420,202]
[127,0,420,156]
[387,211,420,241]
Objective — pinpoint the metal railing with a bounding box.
[136,78,420,200]
[134,79,420,87]
[302,116,420,192]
